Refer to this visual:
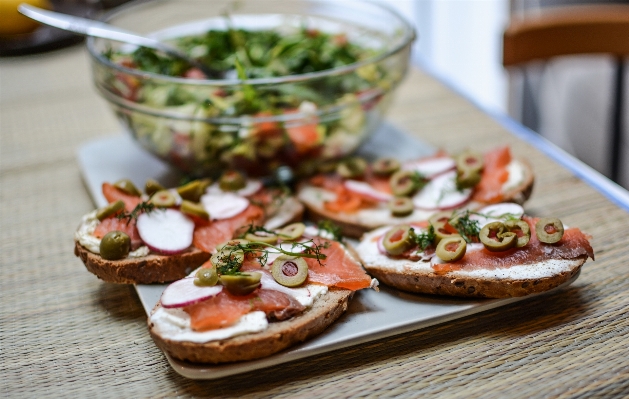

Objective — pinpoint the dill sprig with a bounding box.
[317,220,343,242]
[116,202,155,225]
[449,210,480,243]
[412,225,436,251]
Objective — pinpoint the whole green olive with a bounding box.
[99,230,131,260]
[194,265,219,287]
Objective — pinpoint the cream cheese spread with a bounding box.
[74,210,148,258]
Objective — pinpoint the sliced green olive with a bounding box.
[456,169,482,189]
[383,224,416,255]
[504,219,531,248]
[317,160,339,174]
[180,200,209,220]
[95,200,125,221]
[216,239,249,252]
[388,197,414,217]
[271,255,309,287]
[479,222,517,252]
[372,158,401,176]
[336,157,367,179]
[456,150,484,174]
[429,211,457,244]
[211,248,244,269]
[219,170,247,191]
[390,170,422,197]
[220,272,262,296]
[177,179,211,202]
[245,231,278,244]
[114,179,141,197]
[150,190,177,207]
[194,265,219,287]
[144,179,166,196]
[535,217,564,244]
[436,236,467,262]
[278,223,306,241]
[99,230,131,260]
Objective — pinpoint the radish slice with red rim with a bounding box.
[136,209,194,255]
[161,278,223,308]
[344,180,392,202]
[470,203,524,228]
[403,157,456,179]
[200,192,249,220]
[412,171,472,210]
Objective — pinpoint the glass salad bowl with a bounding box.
[87,0,415,177]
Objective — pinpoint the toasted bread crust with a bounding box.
[74,242,210,284]
[364,257,585,298]
[148,289,352,364]
[299,158,535,238]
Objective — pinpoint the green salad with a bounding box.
[98,25,399,176]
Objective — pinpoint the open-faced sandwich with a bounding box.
[74,171,304,284]
[148,222,376,364]
[356,203,594,298]
[298,146,534,238]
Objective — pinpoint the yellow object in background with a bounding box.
[0,0,52,35]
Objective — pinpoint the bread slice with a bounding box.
[298,159,534,239]
[74,242,210,284]
[74,196,304,284]
[356,226,587,298]
[148,288,352,364]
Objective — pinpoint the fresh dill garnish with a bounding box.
[449,211,480,243]
[317,220,343,241]
[410,171,428,192]
[116,202,155,225]
[412,225,436,250]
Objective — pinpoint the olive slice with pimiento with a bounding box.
[278,223,306,241]
[429,211,458,244]
[177,179,211,202]
[144,179,166,196]
[535,217,564,244]
[337,157,367,179]
[390,170,425,197]
[194,265,219,287]
[372,158,401,176]
[99,230,131,260]
[456,150,484,174]
[479,222,517,252]
[504,219,531,248]
[114,179,141,197]
[382,224,416,255]
[95,200,125,221]
[219,170,247,191]
[271,255,309,287]
[436,236,467,262]
[150,190,177,207]
[456,169,482,189]
[211,248,244,269]
[388,197,414,217]
[245,231,278,244]
[220,272,262,296]
[180,200,210,220]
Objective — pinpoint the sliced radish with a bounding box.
[344,180,392,202]
[412,171,472,211]
[200,192,249,220]
[471,203,524,228]
[136,209,194,255]
[403,157,456,179]
[161,277,223,308]
[206,180,263,197]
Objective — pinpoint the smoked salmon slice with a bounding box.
[102,182,142,212]
[93,216,143,250]
[192,205,264,253]
[472,146,512,203]
[184,289,305,331]
[305,239,373,290]
[432,216,594,274]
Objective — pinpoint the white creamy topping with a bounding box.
[502,160,525,192]
[264,198,303,230]
[74,210,148,258]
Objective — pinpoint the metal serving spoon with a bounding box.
[18,4,219,78]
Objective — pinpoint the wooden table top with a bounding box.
[2,44,628,398]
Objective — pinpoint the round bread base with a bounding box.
[74,242,210,284]
[148,289,352,364]
[364,257,585,299]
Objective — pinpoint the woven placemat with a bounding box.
[2,47,629,398]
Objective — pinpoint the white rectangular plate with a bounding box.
[77,123,578,379]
